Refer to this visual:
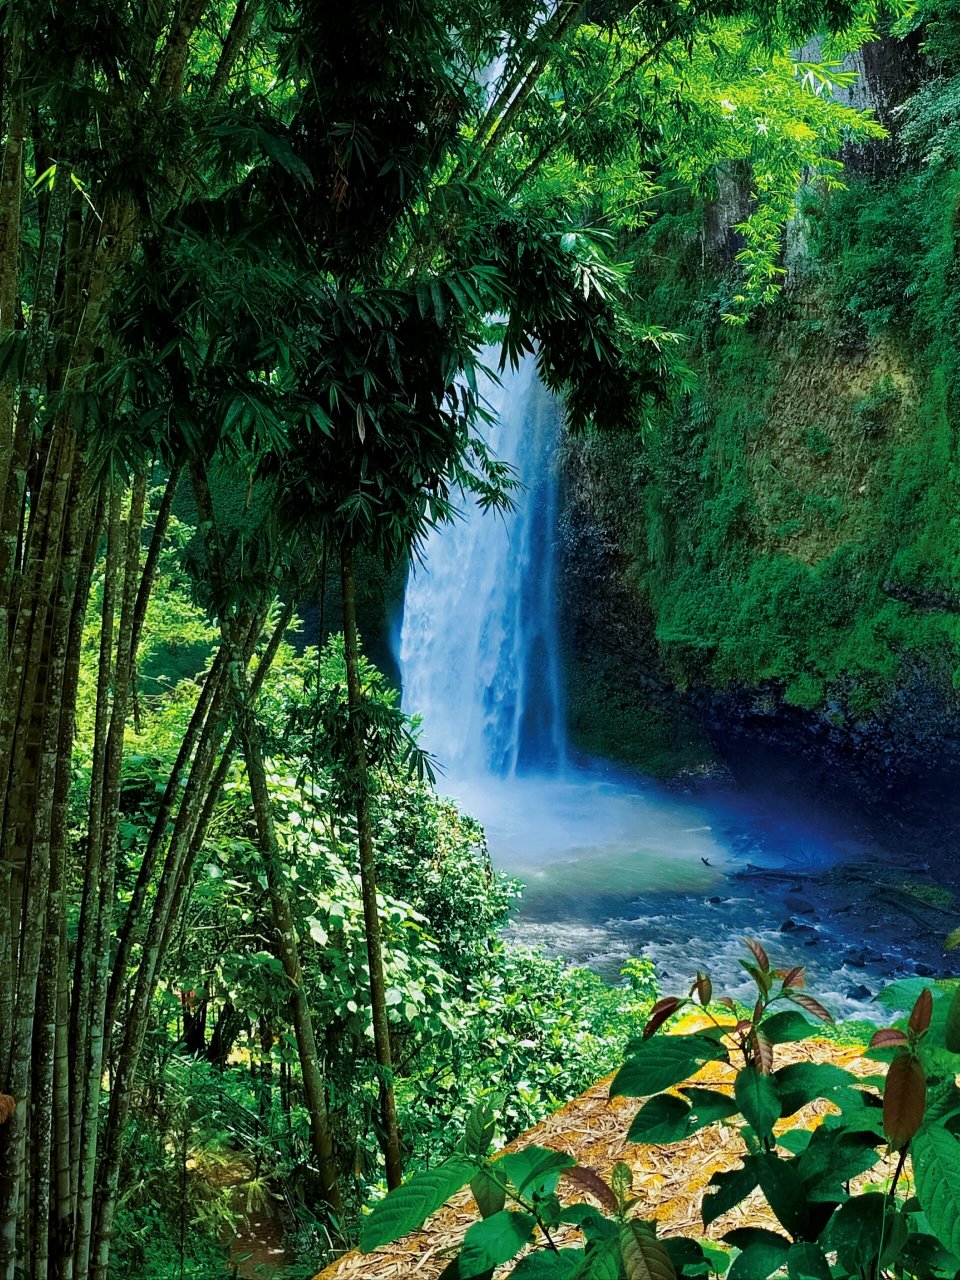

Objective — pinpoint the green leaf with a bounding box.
[735,1068,781,1138]
[463,1097,500,1158]
[776,1130,811,1156]
[611,1037,727,1099]
[499,1146,575,1198]
[702,1162,759,1227]
[912,1128,960,1257]
[573,1236,622,1279]
[898,1232,960,1276]
[785,1241,831,1280]
[759,1011,816,1045]
[460,1210,537,1278]
[360,1157,476,1250]
[774,1062,858,1117]
[944,927,960,950]
[755,1152,806,1238]
[619,1222,676,1280]
[628,1094,691,1144]
[471,1166,506,1219]
[825,1195,888,1276]
[723,1229,790,1280]
[629,1087,736,1144]
[795,1128,882,1203]
[514,1250,585,1277]
[663,1238,709,1275]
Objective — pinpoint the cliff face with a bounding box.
[561,28,960,784]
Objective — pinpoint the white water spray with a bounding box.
[399,355,566,777]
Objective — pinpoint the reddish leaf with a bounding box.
[750,1029,774,1075]
[753,1000,764,1025]
[883,1053,926,1150]
[735,1020,753,1035]
[719,998,737,1013]
[745,937,770,972]
[695,972,713,1007]
[561,1165,619,1213]
[781,966,805,990]
[790,993,834,1024]
[909,989,933,1036]
[869,1028,909,1050]
[0,1095,14,1125]
[643,996,682,1040]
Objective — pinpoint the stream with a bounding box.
[398,356,957,1023]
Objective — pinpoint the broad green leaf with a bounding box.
[776,1129,811,1155]
[774,1062,858,1116]
[723,1229,790,1280]
[573,1236,623,1279]
[759,1010,815,1045]
[561,1204,618,1243]
[786,1241,831,1280]
[683,1087,739,1128]
[514,1249,586,1277]
[795,1127,882,1202]
[735,1067,781,1138]
[619,1221,676,1280]
[499,1146,575,1198]
[876,978,942,1014]
[663,1237,709,1275]
[360,1157,475,1250]
[611,1037,727,1099]
[463,1097,500,1158]
[829,1192,906,1274]
[628,1094,692,1144]
[912,1128,960,1257]
[460,1210,537,1278]
[702,1162,759,1227]
[898,1232,960,1276]
[471,1165,506,1219]
[755,1152,806,1237]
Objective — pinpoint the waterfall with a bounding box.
[398,355,566,777]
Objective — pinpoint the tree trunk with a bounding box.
[340,542,402,1190]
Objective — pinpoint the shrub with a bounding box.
[361,942,960,1279]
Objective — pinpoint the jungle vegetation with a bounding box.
[0,0,931,1276]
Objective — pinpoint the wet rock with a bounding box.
[788,926,819,947]
[781,918,798,932]
[915,962,937,978]
[846,984,873,1001]
[708,895,727,904]
[784,895,816,915]
[844,946,882,968]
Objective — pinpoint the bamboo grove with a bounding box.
[0,0,892,1276]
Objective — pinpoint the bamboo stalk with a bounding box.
[340,542,402,1190]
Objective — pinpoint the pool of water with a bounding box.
[439,757,950,1022]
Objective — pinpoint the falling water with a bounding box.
[399,355,566,777]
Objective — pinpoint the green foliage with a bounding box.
[102,566,659,1272]
[361,944,960,1279]
[572,51,960,747]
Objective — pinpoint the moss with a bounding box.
[578,156,960,728]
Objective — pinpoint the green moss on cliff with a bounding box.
[579,103,960,723]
